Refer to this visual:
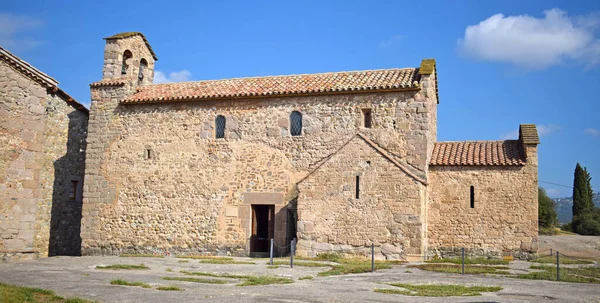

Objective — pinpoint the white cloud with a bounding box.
[379,35,403,48]
[585,128,600,136]
[154,70,192,84]
[0,13,44,50]
[500,124,558,139]
[458,9,600,69]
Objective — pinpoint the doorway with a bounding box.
[251,205,274,253]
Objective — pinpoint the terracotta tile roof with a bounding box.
[519,124,540,145]
[104,32,158,60]
[430,140,525,166]
[90,77,128,87]
[0,46,88,113]
[121,68,420,104]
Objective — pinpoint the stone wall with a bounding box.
[82,84,438,255]
[0,59,88,260]
[427,144,538,258]
[42,93,88,256]
[103,36,155,85]
[0,60,47,259]
[296,135,427,260]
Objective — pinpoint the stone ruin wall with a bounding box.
[81,84,437,256]
[427,145,538,259]
[296,136,427,260]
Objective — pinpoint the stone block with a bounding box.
[225,207,238,217]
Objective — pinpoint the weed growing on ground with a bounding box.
[109,279,151,288]
[199,259,255,265]
[530,256,593,265]
[119,254,164,258]
[0,283,96,303]
[178,260,189,263]
[176,255,233,260]
[299,276,314,280]
[426,257,509,265]
[409,264,509,275]
[374,283,502,297]
[272,261,330,267]
[180,270,293,286]
[161,277,227,284]
[96,264,149,270]
[165,268,173,272]
[156,286,183,291]
[267,265,280,269]
[515,264,600,284]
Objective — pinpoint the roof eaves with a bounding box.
[0,46,58,88]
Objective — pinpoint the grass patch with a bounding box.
[531,255,594,265]
[409,264,510,275]
[162,277,227,284]
[119,254,164,258]
[165,268,173,272]
[96,264,149,270]
[297,252,343,262]
[199,259,255,265]
[156,286,183,291]
[237,276,293,286]
[299,276,314,280]
[110,279,151,288]
[0,283,95,303]
[316,258,401,277]
[516,264,600,284]
[272,261,330,267]
[427,257,509,265]
[181,271,252,279]
[374,283,502,297]
[176,255,233,260]
[180,270,293,286]
[178,260,189,263]
[267,265,280,269]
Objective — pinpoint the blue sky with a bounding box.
[2,0,599,198]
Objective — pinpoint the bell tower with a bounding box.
[101,32,158,85]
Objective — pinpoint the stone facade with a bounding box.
[81,33,538,260]
[427,144,539,258]
[0,47,88,261]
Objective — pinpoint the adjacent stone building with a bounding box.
[0,47,88,261]
[81,32,539,260]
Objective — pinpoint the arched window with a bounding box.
[138,59,148,84]
[290,111,302,136]
[215,115,226,139]
[122,50,132,75]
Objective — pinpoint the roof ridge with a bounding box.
[0,46,58,87]
[140,67,417,88]
[435,140,519,143]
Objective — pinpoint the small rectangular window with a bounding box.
[145,149,153,160]
[355,176,360,199]
[362,109,372,128]
[69,180,78,201]
[470,186,475,208]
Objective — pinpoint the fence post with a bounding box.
[269,239,274,265]
[371,244,375,272]
[290,238,296,268]
[461,248,465,275]
[550,248,552,257]
[556,251,560,281]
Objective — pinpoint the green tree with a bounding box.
[538,187,557,235]
[572,163,593,219]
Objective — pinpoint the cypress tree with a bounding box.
[572,163,590,219]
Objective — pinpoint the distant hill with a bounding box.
[553,193,600,224]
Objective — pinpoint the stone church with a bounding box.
[79,32,539,260]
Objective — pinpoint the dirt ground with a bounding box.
[539,235,600,259]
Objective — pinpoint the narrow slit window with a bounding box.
[69,180,78,201]
[290,111,302,136]
[362,109,372,128]
[355,176,360,199]
[470,186,475,208]
[144,148,153,160]
[215,115,226,139]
